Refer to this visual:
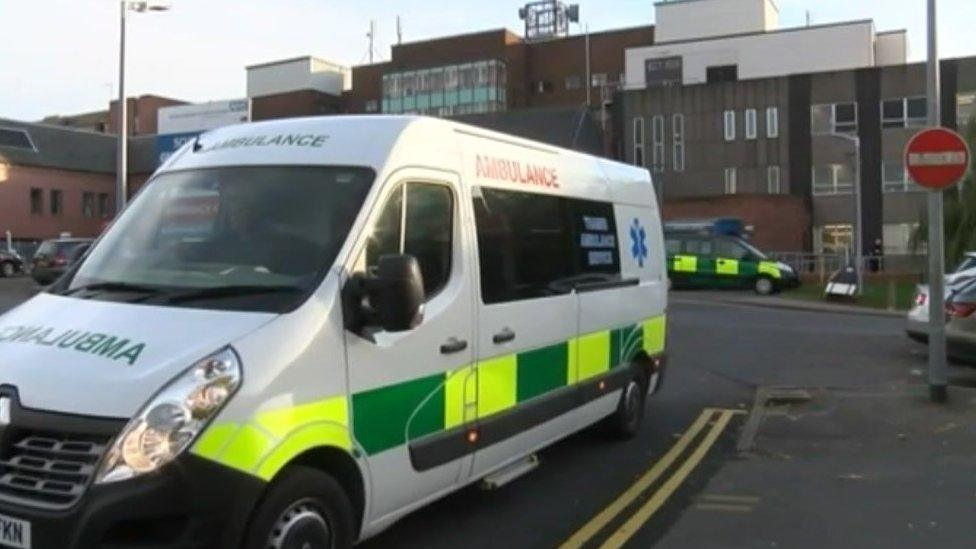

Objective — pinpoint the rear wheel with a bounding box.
[245,466,355,549]
[754,276,775,296]
[603,372,648,439]
[0,262,14,278]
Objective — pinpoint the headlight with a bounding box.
[96,347,242,484]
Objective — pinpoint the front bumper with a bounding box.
[0,454,265,549]
[779,272,801,290]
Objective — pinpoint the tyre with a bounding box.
[754,276,775,296]
[244,466,356,549]
[603,373,648,439]
[0,262,14,278]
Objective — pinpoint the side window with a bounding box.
[665,238,682,255]
[473,187,574,304]
[572,200,619,278]
[363,183,454,299]
[684,238,713,257]
[714,238,749,260]
[472,188,621,304]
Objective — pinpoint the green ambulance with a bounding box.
[665,219,799,295]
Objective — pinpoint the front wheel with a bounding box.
[603,374,647,439]
[245,466,356,549]
[754,276,775,296]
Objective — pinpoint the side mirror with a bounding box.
[372,254,425,332]
[343,254,425,336]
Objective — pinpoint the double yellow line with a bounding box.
[560,408,743,549]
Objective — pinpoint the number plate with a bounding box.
[0,513,30,549]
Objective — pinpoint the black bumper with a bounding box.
[779,273,801,290]
[0,455,265,549]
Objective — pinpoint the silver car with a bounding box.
[907,253,976,363]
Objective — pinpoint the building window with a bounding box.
[672,114,685,172]
[883,223,920,254]
[591,73,608,88]
[383,59,507,116]
[645,56,683,88]
[882,161,923,193]
[50,189,63,216]
[536,80,554,94]
[812,103,858,134]
[651,115,665,172]
[816,224,854,255]
[882,97,927,129]
[82,192,95,218]
[745,109,758,140]
[724,110,736,141]
[724,168,737,194]
[30,188,43,215]
[706,65,738,83]
[766,107,779,138]
[364,100,380,113]
[812,164,855,195]
[957,92,976,128]
[767,166,781,194]
[632,117,645,168]
[98,193,110,218]
[565,75,582,90]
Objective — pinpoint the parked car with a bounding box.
[0,249,26,277]
[31,238,94,285]
[906,252,976,343]
[943,278,976,363]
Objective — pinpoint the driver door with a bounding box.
[343,170,476,522]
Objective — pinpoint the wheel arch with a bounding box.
[283,446,367,536]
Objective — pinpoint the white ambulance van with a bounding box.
[0,116,667,548]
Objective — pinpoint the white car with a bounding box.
[907,253,976,362]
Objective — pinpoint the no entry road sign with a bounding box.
[905,128,971,190]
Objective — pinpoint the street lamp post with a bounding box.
[116,1,170,216]
[828,133,864,295]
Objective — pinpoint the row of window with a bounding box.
[562,73,619,92]
[361,183,621,306]
[815,223,920,255]
[29,188,110,218]
[724,107,780,141]
[811,161,925,196]
[632,115,685,173]
[381,60,508,115]
[722,166,783,195]
[812,97,929,135]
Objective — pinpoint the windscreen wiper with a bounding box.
[62,282,164,297]
[162,285,303,304]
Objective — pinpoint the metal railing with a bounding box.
[768,252,926,281]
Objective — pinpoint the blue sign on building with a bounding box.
[156,132,201,166]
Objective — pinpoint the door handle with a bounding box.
[440,337,468,355]
[492,328,516,344]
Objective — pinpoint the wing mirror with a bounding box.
[344,254,425,336]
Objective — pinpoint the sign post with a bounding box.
[906,127,972,403]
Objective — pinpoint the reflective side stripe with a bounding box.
[643,315,667,355]
[477,355,518,418]
[758,262,782,279]
[193,422,239,461]
[255,396,349,439]
[256,423,353,481]
[567,338,580,384]
[716,258,739,275]
[673,255,697,273]
[194,395,353,480]
[444,366,475,429]
[219,424,275,473]
[576,331,611,381]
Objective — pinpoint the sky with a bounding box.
[1,0,974,121]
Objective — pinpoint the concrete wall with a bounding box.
[247,57,348,99]
[625,21,879,88]
[876,31,908,67]
[109,95,187,136]
[654,0,778,43]
[0,164,114,241]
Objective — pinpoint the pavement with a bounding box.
[1,281,975,547]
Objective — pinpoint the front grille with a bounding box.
[0,433,110,509]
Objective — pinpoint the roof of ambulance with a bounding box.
[158,115,654,206]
